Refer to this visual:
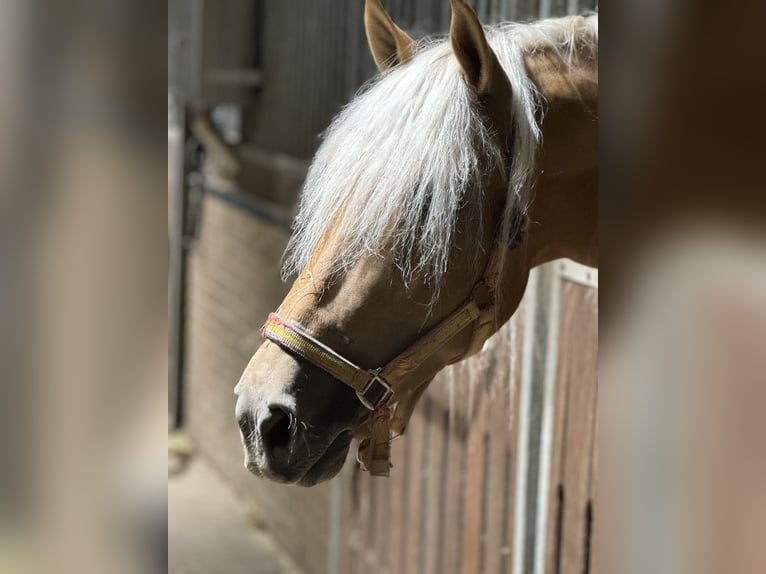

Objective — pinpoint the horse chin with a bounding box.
[297,430,353,486]
[244,429,353,487]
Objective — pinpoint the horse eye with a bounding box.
[507,210,527,250]
[508,229,525,250]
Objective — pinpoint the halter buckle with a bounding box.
[357,370,394,411]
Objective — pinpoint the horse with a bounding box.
[235,0,597,486]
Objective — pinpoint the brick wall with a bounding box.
[185,181,332,573]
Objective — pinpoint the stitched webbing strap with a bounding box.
[262,314,368,391]
[262,292,483,409]
[381,298,481,380]
[262,314,396,411]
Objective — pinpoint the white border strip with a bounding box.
[512,268,539,574]
[557,259,598,289]
[533,265,563,574]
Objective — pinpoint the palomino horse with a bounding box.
[235,0,597,486]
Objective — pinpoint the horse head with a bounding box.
[234,0,597,485]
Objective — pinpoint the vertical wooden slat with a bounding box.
[484,382,513,573]
[503,310,526,574]
[340,464,360,574]
[403,404,428,573]
[441,409,468,574]
[422,399,447,574]
[461,392,490,574]
[589,417,599,574]
[562,282,597,574]
[359,467,372,574]
[374,472,392,574]
[417,402,434,574]
[363,474,378,569]
[545,287,572,574]
[502,416,520,565]
[388,436,408,574]
[356,469,372,573]
[542,281,598,574]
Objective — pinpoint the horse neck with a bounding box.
[522,38,598,269]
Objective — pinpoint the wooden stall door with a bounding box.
[545,280,598,574]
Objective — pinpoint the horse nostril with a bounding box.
[238,412,256,443]
[259,405,293,451]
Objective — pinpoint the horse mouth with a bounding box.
[245,429,353,487]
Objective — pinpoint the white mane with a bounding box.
[283,14,598,287]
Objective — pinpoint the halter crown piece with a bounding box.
[260,227,519,476]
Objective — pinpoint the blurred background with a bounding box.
[168,2,598,574]
[1,0,762,573]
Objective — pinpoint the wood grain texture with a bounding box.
[337,276,596,574]
[545,281,598,574]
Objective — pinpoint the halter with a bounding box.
[260,223,522,476]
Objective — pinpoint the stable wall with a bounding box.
[183,154,333,574]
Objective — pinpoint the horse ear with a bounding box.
[364,0,415,71]
[449,0,495,95]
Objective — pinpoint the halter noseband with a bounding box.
[260,226,518,475]
[262,292,483,411]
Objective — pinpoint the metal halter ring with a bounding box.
[356,369,394,411]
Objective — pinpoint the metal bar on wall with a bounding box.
[512,261,562,574]
[511,266,540,574]
[533,262,564,574]
[168,105,189,430]
[200,184,293,230]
